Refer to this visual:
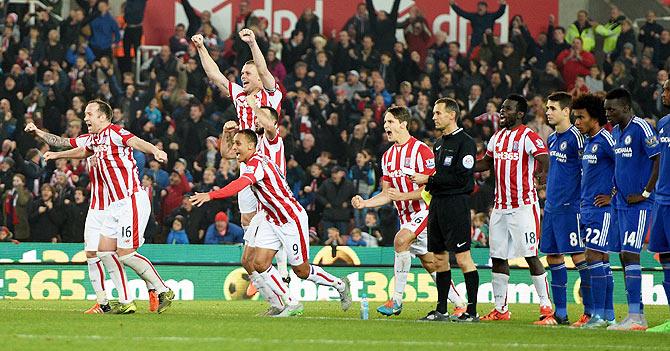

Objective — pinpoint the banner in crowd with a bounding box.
[144,0,559,52]
[0,243,666,304]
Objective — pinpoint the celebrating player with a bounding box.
[537,92,589,326]
[647,79,670,333]
[28,100,174,314]
[573,93,617,328]
[475,94,554,322]
[351,106,468,319]
[190,130,352,317]
[605,88,660,331]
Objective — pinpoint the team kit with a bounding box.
[23,30,670,332]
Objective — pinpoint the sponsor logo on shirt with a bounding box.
[443,156,453,166]
[495,152,520,160]
[615,147,633,158]
[646,135,659,147]
[550,150,568,163]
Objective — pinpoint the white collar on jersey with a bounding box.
[447,127,463,135]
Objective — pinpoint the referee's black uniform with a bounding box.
[425,127,476,254]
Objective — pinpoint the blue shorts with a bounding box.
[611,207,652,253]
[580,210,616,253]
[649,203,670,254]
[540,210,584,254]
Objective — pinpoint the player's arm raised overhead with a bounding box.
[192,34,231,97]
[219,121,239,159]
[24,122,72,149]
[43,147,92,161]
[246,94,277,140]
[126,136,168,163]
[239,28,276,91]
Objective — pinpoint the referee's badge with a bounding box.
[443,155,453,166]
[462,155,475,169]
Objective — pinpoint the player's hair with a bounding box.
[89,99,113,121]
[260,106,279,124]
[244,60,255,66]
[385,106,411,125]
[236,129,258,146]
[435,97,460,118]
[505,94,528,114]
[25,148,39,160]
[547,91,572,110]
[572,94,607,126]
[605,88,632,108]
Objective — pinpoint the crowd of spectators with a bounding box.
[1,0,669,248]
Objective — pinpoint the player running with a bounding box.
[351,106,468,318]
[475,94,554,322]
[572,93,617,328]
[605,88,660,331]
[537,92,590,326]
[190,130,352,317]
[31,100,174,314]
[647,79,670,333]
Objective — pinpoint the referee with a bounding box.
[411,97,479,322]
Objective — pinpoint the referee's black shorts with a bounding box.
[428,194,472,253]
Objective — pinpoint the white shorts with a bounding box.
[489,203,541,260]
[255,210,310,266]
[84,190,149,251]
[238,185,258,214]
[242,210,265,247]
[399,210,429,256]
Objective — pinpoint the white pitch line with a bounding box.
[6,334,665,350]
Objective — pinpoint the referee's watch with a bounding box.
[642,190,652,199]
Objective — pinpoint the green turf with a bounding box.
[1,300,669,351]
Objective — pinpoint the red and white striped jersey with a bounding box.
[381,137,435,224]
[229,81,283,130]
[69,124,141,210]
[485,124,548,210]
[258,133,285,175]
[242,153,304,226]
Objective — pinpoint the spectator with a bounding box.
[612,20,636,61]
[2,174,31,241]
[471,212,489,247]
[323,226,347,246]
[167,215,189,244]
[450,0,507,55]
[295,8,321,41]
[347,228,367,246]
[594,6,625,57]
[638,10,664,50]
[0,226,18,243]
[317,165,356,236]
[332,31,356,74]
[556,37,595,90]
[28,183,61,242]
[343,3,370,44]
[585,65,604,93]
[166,195,206,244]
[359,211,382,246]
[365,0,401,53]
[402,7,431,66]
[204,211,244,244]
[654,30,670,69]
[61,187,87,243]
[160,169,191,222]
[566,10,596,52]
[89,1,121,59]
[348,149,375,226]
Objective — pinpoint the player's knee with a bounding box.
[433,253,450,271]
[545,254,563,265]
[455,252,474,270]
[620,251,640,264]
[394,233,412,251]
[292,263,309,279]
[253,259,271,273]
[419,257,435,273]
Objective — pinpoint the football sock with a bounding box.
[393,251,411,305]
[435,270,451,314]
[576,260,593,316]
[663,263,670,314]
[492,272,510,313]
[448,280,465,305]
[588,261,606,318]
[250,271,283,308]
[307,265,345,292]
[604,262,615,321]
[624,264,642,315]
[260,265,295,306]
[463,270,479,315]
[119,252,169,294]
[145,281,156,291]
[97,251,131,304]
[276,248,289,279]
[531,272,552,308]
[87,257,108,305]
[549,263,568,318]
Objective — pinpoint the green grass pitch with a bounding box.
[2,300,669,351]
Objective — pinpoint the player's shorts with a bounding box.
[540,210,584,255]
[648,203,670,254]
[399,209,429,256]
[84,189,149,251]
[611,207,652,253]
[238,185,258,214]
[254,209,310,266]
[580,210,616,253]
[243,210,265,247]
[427,195,471,253]
[489,203,541,260]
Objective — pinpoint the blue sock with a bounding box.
[663,263,670,314]
[604,262,615,321]
[624,264,642,315]
[589,261,606,318]
[549,263,568,318]
[576,261,593,316]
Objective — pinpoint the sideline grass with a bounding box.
[2,300,668,351]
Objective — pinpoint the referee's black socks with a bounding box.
[436,270,452,314]
[464,270,479,315]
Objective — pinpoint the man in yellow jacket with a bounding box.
[566,10,596,52]
[594,6,626,55]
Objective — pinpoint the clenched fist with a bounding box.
[191,34,204,48]
[239,28,256,45]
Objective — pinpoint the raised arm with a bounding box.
[191,34,231,97]
[246,94,277,140]
[219,121,238,159]
[126,136,168,163]
[24,122,72,149]
[239,28,276,91]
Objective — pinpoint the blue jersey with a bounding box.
[546,125,584,213]
[656,115,670,205]
[612,116,661,209]
[581,129,616,212]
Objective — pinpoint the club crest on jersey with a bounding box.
[512,141,519,151]
[591,144,598,153]
[404,157,411,168]
[646,135,659,147]
[624,135,632,145]
[560,141,568,151]
[443,156,453,166]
